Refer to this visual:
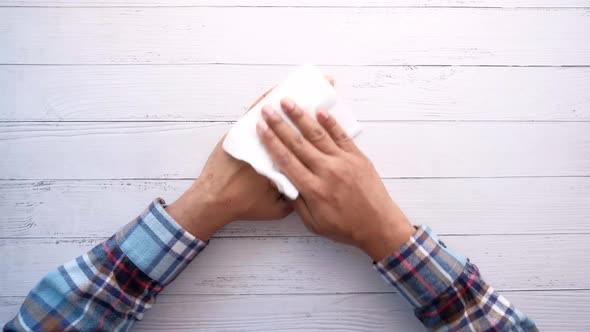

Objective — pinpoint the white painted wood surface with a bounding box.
[2,66,589,121]
[1,1,589,331]
[2,122,590,179]
[2,8,590,65]
[2,0,590,7]
[2,291,588,331]
[2,178,590,238]
[1,234,588,296]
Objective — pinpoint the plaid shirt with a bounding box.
[4,200,537,331]
[4,199,207,332]
[375,226,537,331]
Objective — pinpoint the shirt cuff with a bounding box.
[115,198,207,285]
[373,225,467,308]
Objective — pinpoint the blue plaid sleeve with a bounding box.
[4,198,207,332]
[374,225,538,331]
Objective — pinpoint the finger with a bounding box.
[257,119,316,194]
[248,75,333,114]
[280,98,339,155]
[268,180,287,201]
[292,197,317,234]
[265,179,294,218]
[273,196,294,219]
[316,108,359,153]
[261,105,324,169]
[325,75,335,87]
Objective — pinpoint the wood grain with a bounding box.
[1,234,588,296]
[1,0,589,7]
[1,291,588,331]
[2,8,590,65]
[1,1,588,330]
[1,122,589,179]
[2,177,589,238]
[137,291,590,332]
[2,65,589,121]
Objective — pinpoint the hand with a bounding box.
[166,87,293,241]
[256,98,416,261]
[165,77,336,241]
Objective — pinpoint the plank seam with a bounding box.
[1,5,589,9]
[2,63,590,67]
[2,288,589,299]
[1,120,590,124]
[2,175,589,181]
[3,233,590,240]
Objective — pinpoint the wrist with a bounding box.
[357,208,416,262]
[165,183,232,241]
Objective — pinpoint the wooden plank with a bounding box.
[136,290,590,332]
[2,291,589,331]
[2,65,589,122]
[1,8,590,65]
[1,0,589,8]
[1,122,589,179]
[1,234,588,296]
[2,177,590,238]
[0,294,416,331]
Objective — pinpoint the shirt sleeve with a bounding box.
[374,225,538,332]
[4,198,207,332]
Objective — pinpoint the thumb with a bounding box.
[292,196,317,234]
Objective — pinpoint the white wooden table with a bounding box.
[1,1,590,331]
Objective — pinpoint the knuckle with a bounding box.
[324,116,338,128]
[260,129,274,143]
[309,185,321,197]
[311,186,330,200]
[277,152,291,166]
[324,159,344,176]
[285,136,304,155]
[292,135,305,148]
[327,168,345,183]
[308,127,327,143]
[335,132,351,143]
[323,164,338,177]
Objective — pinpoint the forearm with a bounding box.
[4,199,207,332]
[374,226,538,331]
[252,88,537,330]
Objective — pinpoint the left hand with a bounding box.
[166,86,293,240]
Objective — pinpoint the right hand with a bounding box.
[256,97,416,261]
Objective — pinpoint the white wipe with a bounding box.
[222,65,361,200]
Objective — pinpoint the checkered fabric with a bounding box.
[375,226,538,331]
[4,199,207,332]
[4,200,538,332]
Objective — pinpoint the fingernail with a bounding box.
[317,109,330,121]
[325,75,336,86]
[256,119,268,134]
[281,98,295,113]
[261,105,274,119]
